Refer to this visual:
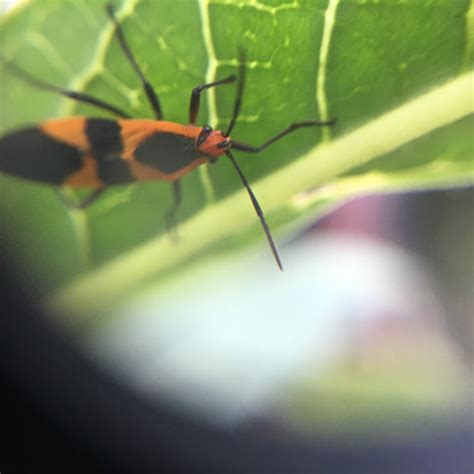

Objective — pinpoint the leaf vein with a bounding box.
[198,0,218,203]
[48,72,474,320]
[316,0,340,143]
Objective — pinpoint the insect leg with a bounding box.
[57,187,107,209]
[231,119,336,153]
[0,58,130,118]
[106,4,163,120]
[189,75,236,124]
[165,180,182,239]
[226,150,282,270]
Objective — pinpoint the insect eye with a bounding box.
[197,125,212,146]
[216,140,230,149]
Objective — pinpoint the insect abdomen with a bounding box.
[0,127,83,184]
[0,118,136,188]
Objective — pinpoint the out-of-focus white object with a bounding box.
[0,0,25,15]
[88,234,470,430]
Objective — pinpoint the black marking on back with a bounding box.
[0,128,82,184]
[135,132,198,174]
[85,118,134,185]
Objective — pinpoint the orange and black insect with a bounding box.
[0,4,335,270]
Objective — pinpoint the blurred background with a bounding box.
[85,188,473,442]
[2,185,473,474]
[1,0,473,471]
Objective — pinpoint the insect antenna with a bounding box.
[224,50,246,137]
[226,150,283,270]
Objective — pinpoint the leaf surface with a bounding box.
[0,0,472,319]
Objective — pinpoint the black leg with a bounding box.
[226,151,282,270]
[165,180,182,239]
[106,4,163,120]
[57,187,107,209]
[189,75,236,124]
[231,119,336,152]
[1,56,130,118]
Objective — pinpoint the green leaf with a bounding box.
[0,0,473,323]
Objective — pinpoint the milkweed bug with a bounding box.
[0,4,335,270]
